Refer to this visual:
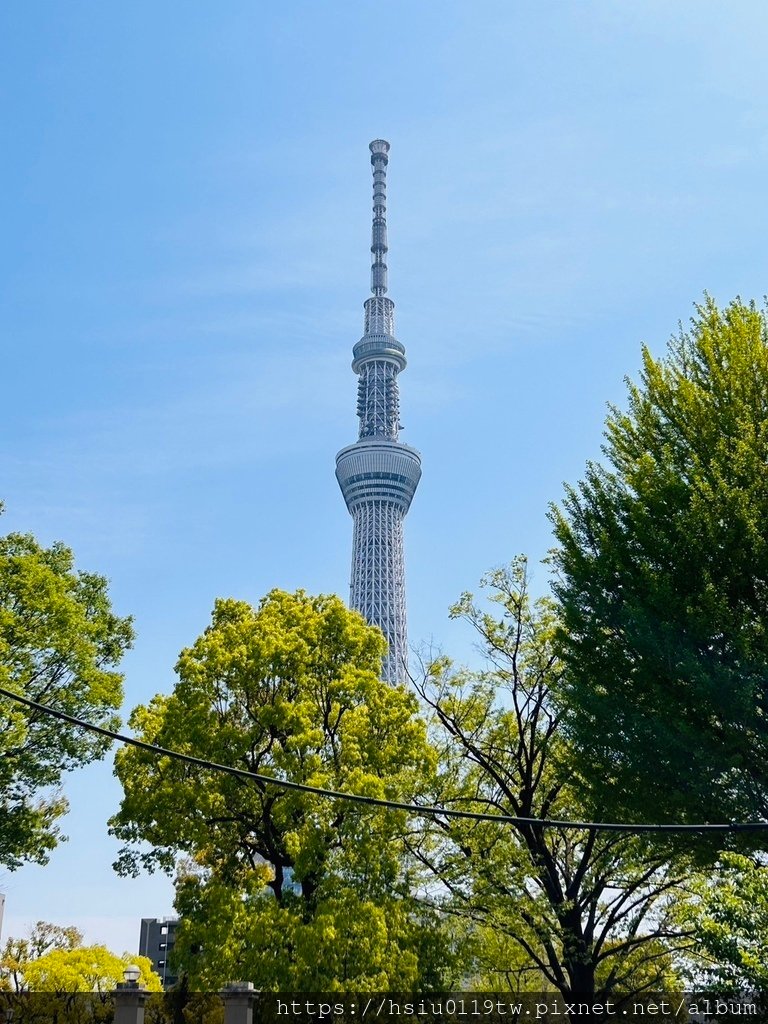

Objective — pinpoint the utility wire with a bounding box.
[1,683,766,835]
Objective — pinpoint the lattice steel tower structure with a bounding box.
[336,140,422,684]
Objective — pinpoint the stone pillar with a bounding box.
[113,983,148,1024]
[220,982,256,1024]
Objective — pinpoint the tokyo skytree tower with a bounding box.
[335,140,422,684]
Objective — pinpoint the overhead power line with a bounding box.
[1,684,766,835]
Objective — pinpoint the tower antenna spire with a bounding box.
[336,141,422,684]
[369,139,390,296]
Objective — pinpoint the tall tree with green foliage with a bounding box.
[675,852,768,991]
[110,589,449,991]
[550,297,768,826]
[0,922,161,1024]
[412,561,693,999]
[0,519,133,868]
[19,946,160,994]
[0,921,84,993]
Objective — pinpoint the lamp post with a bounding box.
[113,965,148,1024]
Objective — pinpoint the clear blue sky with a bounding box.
[2,0,768,955]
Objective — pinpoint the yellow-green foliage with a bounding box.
[23,947,161,993]
[111,589,441,990]
[0,920,162,1003]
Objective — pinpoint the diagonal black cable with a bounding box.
[1,683,766,834]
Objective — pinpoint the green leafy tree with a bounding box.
[676,852,768,991]
[110,589,446,990]
[0,522,133,867]
[412,561,692,999]
[0,921,160,1024]
[550,297,768,826]
[0,921,83,993]
[170,865,456,992]
[22,946,160,993]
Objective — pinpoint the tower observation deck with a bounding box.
[336,140,421,684]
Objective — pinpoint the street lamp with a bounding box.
[122,965,141,987]
[114,965,147,1024]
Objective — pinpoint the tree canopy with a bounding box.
[675,852,768,991]
[110,589,445,990]
[550,297,768,826]
[0,921,161,1024]
[0,921,84,993]
[412,560,691,999]
[0,524,134,868]
[20,947,160,994]
[1,922,160,993]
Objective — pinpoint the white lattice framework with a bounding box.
[364,295,395,336]
[350,501,407,681]
[335,140,421,684]
[357,360,400,439]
